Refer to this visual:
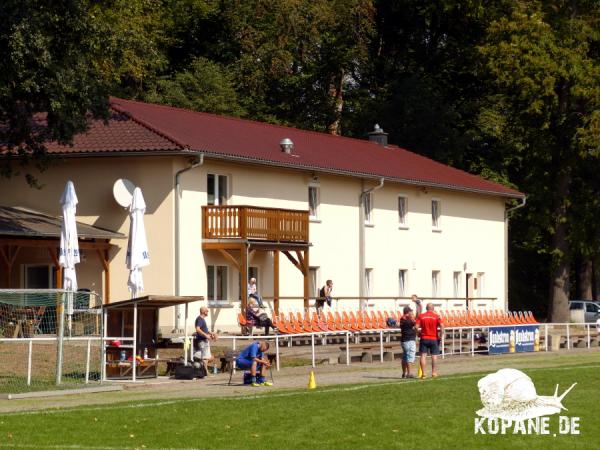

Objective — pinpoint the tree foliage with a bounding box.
[1,0,599,314]
[0,0,111,182]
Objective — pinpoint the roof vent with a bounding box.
[368,124,388,147]
[280,138,294,154]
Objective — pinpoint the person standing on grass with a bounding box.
[235,341,272,387]
[416,303,444,379]
[194,307,217,374]
[411,294,423,318]
[400,305,417,378]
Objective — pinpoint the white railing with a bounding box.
[213,322,598,371]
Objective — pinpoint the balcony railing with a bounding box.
[202,205,309,243]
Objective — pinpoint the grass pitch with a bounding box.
[0,363,598,449]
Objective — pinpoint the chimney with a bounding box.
[368,124,388,147]
[280,138,294,154]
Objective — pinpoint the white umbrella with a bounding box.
[59,181,80,333]
[126,187,150,298]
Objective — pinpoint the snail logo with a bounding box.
[474,368,580,435]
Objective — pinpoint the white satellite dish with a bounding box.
[113,178,136,208]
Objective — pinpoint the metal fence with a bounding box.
[0,289,103,394]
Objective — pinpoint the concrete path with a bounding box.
[1,348,599,413]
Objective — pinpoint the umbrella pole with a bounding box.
[55,292,66,385]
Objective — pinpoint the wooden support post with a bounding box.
[96,248,111,304]
[303,249,310,310]
[274,250,280,315]
[47,247,62,288]
[0,245,21,288]
[240,244,248,313]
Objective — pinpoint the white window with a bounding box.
[207,265,228,303]
[399,269,408,296]
[453,272,461,297]
[477,272,485,297]
[308,186,320,219]
[207,174,228,205]
[22,264,55,289]
[398,195,408,227]
[309,267,320,297]
[432,199,441,229]
[365,268,373,297]
[432,270,440,297]
[363,192,373,224]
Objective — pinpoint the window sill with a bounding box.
[207,302,233,309]
[432,228,442,233]
[398,225,409,230]
[309,218,322,224]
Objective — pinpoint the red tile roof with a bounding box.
[14,97,524,198]
[44,110,184,154]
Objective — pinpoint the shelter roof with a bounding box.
[0,206,124,239]
[102,295,203,310]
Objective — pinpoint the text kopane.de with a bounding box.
[474,416,580,435]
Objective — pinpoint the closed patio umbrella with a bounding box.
[126,187,150,298]
[59,180,80,333]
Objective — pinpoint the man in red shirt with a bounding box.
[416,303,444,378]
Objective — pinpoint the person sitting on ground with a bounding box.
[247,277,265,308]
[400,305,417,378]
[246,299,277,335]
[194,307,218,374]
[416,303,444,379]
[235,341,272,387]
[316,279,333,311]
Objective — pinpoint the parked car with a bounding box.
[569,300,600,323]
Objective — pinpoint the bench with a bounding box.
[338,343,398,364]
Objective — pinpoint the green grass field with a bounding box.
[1,363,598,449]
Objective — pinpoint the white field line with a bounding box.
[0,446,198,450]
[3,363,598,420]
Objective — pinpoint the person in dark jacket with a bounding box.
[246,299,277,335]
[400,306,417,378]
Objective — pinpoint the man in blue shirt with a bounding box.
[236,341,272,387]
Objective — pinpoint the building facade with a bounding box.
[0,98,523,333]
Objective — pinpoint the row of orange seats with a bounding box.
[440,310,538,327]
[239,309,538,335]
[272,310,399,334]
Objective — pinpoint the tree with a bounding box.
[0,0,112,182]
[478,1,600,321]
[144,57,246,116]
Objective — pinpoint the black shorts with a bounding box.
[419,339,440,355]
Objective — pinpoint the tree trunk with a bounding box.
[549,167,571,323]
[327,70,344,136]
[578,259,593,299]
[594,256,600,301]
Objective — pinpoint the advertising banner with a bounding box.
[488,325,540,354]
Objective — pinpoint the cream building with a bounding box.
[0,98,524,333]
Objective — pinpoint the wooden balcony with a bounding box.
[202,205,309,243]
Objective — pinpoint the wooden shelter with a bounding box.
[0,206,123,301]
[102,295,202,381]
